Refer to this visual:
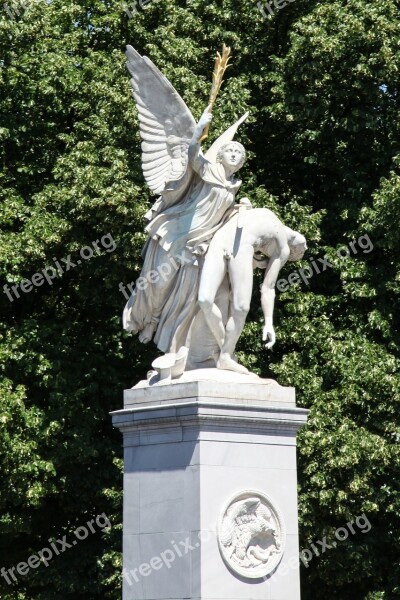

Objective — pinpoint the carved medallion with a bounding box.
[217,490,285,579]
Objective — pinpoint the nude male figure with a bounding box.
[198,207,307,374]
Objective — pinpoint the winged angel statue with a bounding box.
[122,46,306,377]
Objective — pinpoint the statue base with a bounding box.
[112,370,308,600]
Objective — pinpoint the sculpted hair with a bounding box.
[288,241,307,262]
[216,141,246,170]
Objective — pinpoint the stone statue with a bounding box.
[198,208,306,374]
[122,46,249,353]
[122,45,306,379]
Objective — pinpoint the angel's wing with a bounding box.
[126,46,196,195]
[204,112,249,162]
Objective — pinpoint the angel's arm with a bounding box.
[188,106,213,174]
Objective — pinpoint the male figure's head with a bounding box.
[287,230,307,261]
[255,228,306,264]
[216,141,246,173]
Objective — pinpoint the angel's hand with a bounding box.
[196,104,213,132]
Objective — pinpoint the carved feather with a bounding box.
[126,46,196,194]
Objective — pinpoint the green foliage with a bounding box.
[0,0,399,597]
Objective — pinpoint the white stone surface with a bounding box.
[199,465,300,537]
[122,47,250,360]
[124,368,295,408]
[197,208,306,373]
[218,490,285,579]
[123,532,193,600]
[121,46,307,378]
[112,379,307,600]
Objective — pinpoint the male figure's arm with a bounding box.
[261,237,290,349]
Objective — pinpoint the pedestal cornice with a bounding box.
[111,371,308,445]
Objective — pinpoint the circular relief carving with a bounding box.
[217,489,285,579]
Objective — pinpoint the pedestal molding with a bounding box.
[114,381,307,600]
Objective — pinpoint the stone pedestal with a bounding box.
[112,370,308,600]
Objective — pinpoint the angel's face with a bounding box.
[219,143,244,171]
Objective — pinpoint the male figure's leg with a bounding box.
[217,246,253,373]
[198,247,227,350]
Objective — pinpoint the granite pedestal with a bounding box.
[112,370,308,600]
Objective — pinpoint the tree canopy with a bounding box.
[0,0,399,598]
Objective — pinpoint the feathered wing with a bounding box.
[126,45,197,195]
[204,112,249,163]
[220,498,259,546]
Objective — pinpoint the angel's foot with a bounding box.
[139,322,157,344]
[217,353,249,374]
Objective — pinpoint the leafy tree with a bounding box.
[0,0,398,598]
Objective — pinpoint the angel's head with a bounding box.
[216,141,246,173]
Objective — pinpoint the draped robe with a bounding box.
[123,147,241,353]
